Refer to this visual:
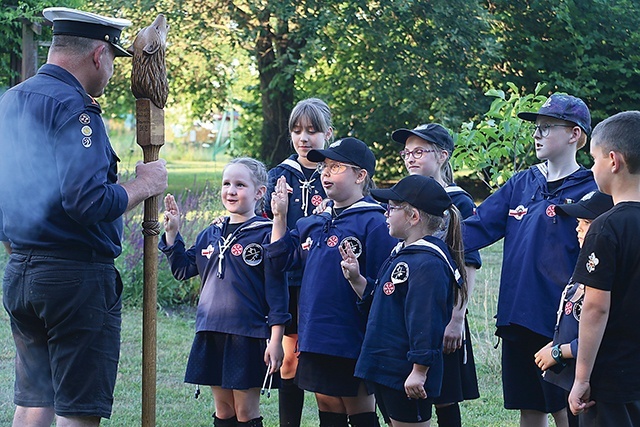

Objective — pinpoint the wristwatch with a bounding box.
[551,344,567,367]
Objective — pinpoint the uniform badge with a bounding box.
[301,237,313,250]
[586,252,599,273]
[231,243,243,256]
[382,281,395,295]
[546,205,556,217]
[508,205,528,220]
[340,236,363,258]
[242,243,263,266]
[564,301,573,316]
[82,137,92,148]
[201,244,215,259]
[311,195,323,206]
[391,262,409,284]
[327,235,339,247]
[78,113,91,125]
[81,125,93,137]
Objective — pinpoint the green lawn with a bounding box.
[0,242,540,426]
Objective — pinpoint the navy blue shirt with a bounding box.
[266,198,398,359]
[355,237,460,396]
[160,216,290,339]
[0,64,128,257]
[462,163,596,338]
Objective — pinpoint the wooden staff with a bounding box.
[136,99,164,427]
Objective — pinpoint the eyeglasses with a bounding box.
[399,148,436,160]
[532,124,574,138]
[386,204,404,214]
[316,162,356,175]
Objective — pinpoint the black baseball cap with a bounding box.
[555,190,613,220]
[391,123,454,153]
[517,93,591,134]
[371,175,452,217]
[308,137,376,177]
[43,7,132,57]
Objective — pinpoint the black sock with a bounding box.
[213,413,238,427]
[348,411,378,427]
[319,411,349,427]
[237,416,263,427]
[435,403,461,427]
[279,378,304,427]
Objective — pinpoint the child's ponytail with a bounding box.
[444,204,468,306]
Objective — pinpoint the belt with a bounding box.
[13,248,114,264]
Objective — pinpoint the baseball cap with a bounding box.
[518,93,591,134]
[43,7,132,57]
[391,123,454,153]
[308,137,376,177]
[555,190,613,220]
[370,175,452,217]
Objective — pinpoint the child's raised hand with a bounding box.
[163,194,180,245]
[270,176,291,218]
[339,241,361,281]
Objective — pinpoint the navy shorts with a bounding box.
[296,352,366,397]
[500,325,566,413]
[3,252,122,419]
[184,331,277,390]
[374,382,433,423]
[579,399,640,427]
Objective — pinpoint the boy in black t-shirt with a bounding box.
[568,111,640,427]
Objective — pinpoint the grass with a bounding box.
[0,241,535,426]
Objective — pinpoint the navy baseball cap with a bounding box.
[518,93,591,134]
[555,190,613,220]
[391,123,454,153]
[371,175,452,217]
[308,137,376,177]
[43,7,132,57]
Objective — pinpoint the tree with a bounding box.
[486,0,640,123]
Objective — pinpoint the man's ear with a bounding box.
[611,150,625,173]
[92,44,106,69]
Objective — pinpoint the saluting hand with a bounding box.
[270,176,291,218]
[339,241,361,282]
[163,193,180,245]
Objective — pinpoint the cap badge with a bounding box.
[542,98,553,108]
[329,140,341,148]
[391,262,409,284]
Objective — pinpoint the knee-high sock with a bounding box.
[319,411,349,427]
[348,411,378,427]
[279,378,304,427]
[435,403,461,427]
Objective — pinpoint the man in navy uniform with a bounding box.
[0,7,168,427]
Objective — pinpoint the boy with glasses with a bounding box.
[462,93,596,427]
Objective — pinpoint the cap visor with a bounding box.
[517,112,539,122]
[370,188,403,205]
[113,43,132,57]
[555,204,595,219]
[391,129,413,144]
[308,149,357,166]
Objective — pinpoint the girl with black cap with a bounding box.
[340,174,468,427]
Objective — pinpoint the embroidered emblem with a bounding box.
[391,262,409,284]
[242,243,263,266]
[82,137,92,148]
[383,281,395,295]
[564,301,573,316]
[541,97,553,108]
[201,244,215,259]
[508,205,528,220]
[586,252,599,273]
[231,243,243,256]
[79,113,91,125]
[546,205,556,217]
[573,299,583,321]
[81,125,93,137]
[327,235,339,247]
[340,236,363,258]
[301,237,313,250]
[311,195,323,206]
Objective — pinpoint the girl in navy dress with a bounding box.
[263,98,333,427]
[340,174,468,427]
[160,157,290,427]
[269,137,397,427]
